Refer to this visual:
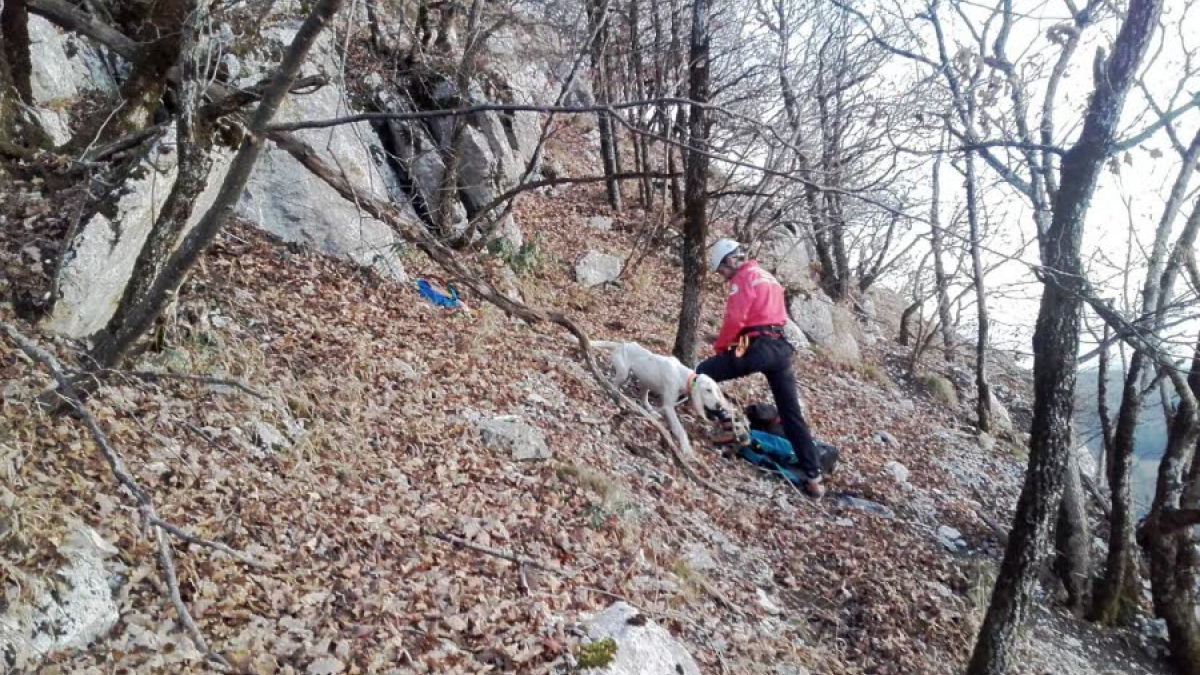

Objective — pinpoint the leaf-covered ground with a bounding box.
[0,134,1168,675]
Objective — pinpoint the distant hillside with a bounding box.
[1074,365,1170,514]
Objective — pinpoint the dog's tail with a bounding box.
[589,340,622,351]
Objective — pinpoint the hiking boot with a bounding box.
[801,476,825,499]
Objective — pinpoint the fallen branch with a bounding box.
[28,0,140,60]
[1140,507,1200,538]
[81,368,268,399]
[466,171,679,236]
[1,322,274,669]
[266,97,707,132]
[267,130,725,495]
[427,531,575,577]
[148,516,269,569]
[83,124,169,163]
[201,75,330,122]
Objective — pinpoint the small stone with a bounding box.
[874,431,896,445]
[756,588,782,615]
[574,251,624,287]
[835,496,895,519]
[936,525,967,551]
[252,421,290,451]
[835,518,854,528]
[477,417,551,461]
[884,460,909,484]
[977,432,996,453]
[587,216,614,231]
[391,359,419,381]
[307,657,344,675]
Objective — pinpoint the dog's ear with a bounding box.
[690,385,709,419]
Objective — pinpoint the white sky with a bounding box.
[861,0,1200,365]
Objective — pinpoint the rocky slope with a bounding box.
[0,5,1175,675]
[1,154,1171,673]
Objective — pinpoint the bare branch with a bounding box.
[426,531,575,577]
[0,322,272,669]
[27,0,139,60]
[81,368,268,399]
[1114,91,1200,152]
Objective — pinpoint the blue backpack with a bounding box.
[737,430,840,484]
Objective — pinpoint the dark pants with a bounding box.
[697,336,821,480]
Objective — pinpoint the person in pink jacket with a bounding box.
[697,239,825,498]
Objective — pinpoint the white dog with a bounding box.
[592,341,735,457]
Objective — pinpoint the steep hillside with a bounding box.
[0,156,1169,673]
[0,4,1181,675]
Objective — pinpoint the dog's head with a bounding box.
[689,374,732,419]
[690,375,750,445]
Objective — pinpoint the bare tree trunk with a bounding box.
[929,149,955,362]
[899,300,923,347]
[672,0,710,366]
[965,0,1162,671]
[666,0,684,213]
[1097,324,1115,482]
[0,0,22,155]
[87,0,348,368]
[0,0,49,156]
[62,0,192,154]
[1089,351,1147,623]
[1055,447,1092,614]
[90,4,212,368]
[1,0,32,102]
[589,0,621,212]
[963,150,992,433]
[1139,338,1200,675]
[626,0,651,207]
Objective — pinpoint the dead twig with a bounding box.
[148,516,269,568]
[1,322,275,670]
[427,531,575,577]
[83,368,267,399]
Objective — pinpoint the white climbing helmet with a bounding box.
[708,238,742,272]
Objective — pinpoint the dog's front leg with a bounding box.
[662,405,694,458]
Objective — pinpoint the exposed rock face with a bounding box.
[788,292,862,363]
[864,285,908,339]
[575,252,624,287]
[27,15,117,145]
[581,601,701,675]
[32,5,571,339]
[36,22,411,338]
[374,88,467,233]
[757,226,816,291]
[989,391,1014,432]
[231,24,411,281]
[476,416,551,461]
[0,523,121,670]
[43,131,181,337]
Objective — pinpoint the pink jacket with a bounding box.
[713,261,787,353]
